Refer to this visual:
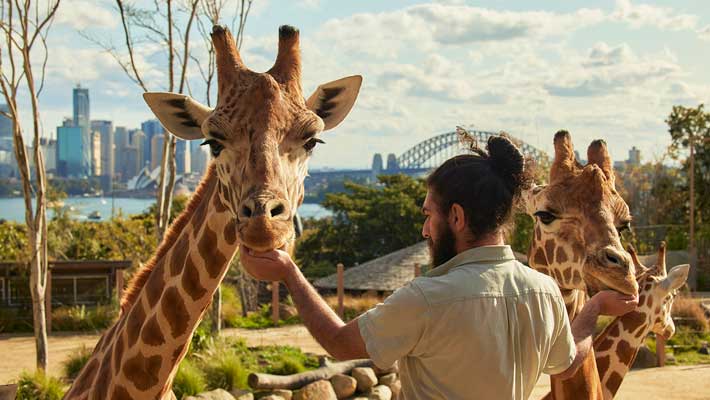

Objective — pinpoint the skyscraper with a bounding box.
[0,103,12,152]
[151,133,164,170]
[57,118,84,177]
[130,129,146,169]
[73,85,91,175]
[91,120,114,179]
[91,131,102,176]
[141,119,164,167]
[40,138,57,173]
[175,139,191,175]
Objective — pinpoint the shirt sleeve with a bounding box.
[357,281,429,369]
[543,295,576,375]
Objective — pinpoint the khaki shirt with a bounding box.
[357,245,575,400]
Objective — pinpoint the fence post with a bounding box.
[337,263,344,318]
[115,268,124,303]
[45,268,52,334]
[414,263,421,278]
[656,334,666,367]
[271,281,280,324]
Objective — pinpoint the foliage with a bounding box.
[15,370,66,400]
[194,338,249,391]
[62,346,93,380]
[225,303,300,329]
[509,213,534,255]
[666,326,710,355]
[220,283,243,328]
[0,307,33,332]
[173,358,207,400]
[324,294,381,322]
[296,174,427,274]
[48,178,102,196]
[51,304,117,332]
[0,221,29,261]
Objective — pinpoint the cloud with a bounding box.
[612,0,698,31]
[699,25,710,41]
[295,0,320,9]
[56,0,117,30]
[545,43,680,97]
[318,4,606,58]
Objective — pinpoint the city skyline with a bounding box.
[5,0,710,169]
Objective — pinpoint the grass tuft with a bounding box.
[16,370,66,400]
[173,358,207,400]
[62,345,93,380]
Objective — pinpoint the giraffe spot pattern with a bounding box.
[606,371,623,394]
[141,315,166,346]
[145,260,166,307]
[92,354,112,400]
[544,240,556,263]
[170,235,191,276]
[122,351,162,391]
[113,333,125,372]
[224,218,237,245]
[637,295,646,308]
[112,385,133,400]
[172,343,187,364]
[161,286,190,338]
[198,226,227,278]
[214,188,229,213]
[556,247,568,264]
[68,358,98,396]
[646,295,653,308]
[535,226,541,242]
[572,270,582,286]
[534,248,548,267]
[596,355,610,377]
[596,338,614,353]
[182,254,207,301]
[126,301,146,347]
[621,311,646,334]
[563,268,572,282]
[616,339,635,365]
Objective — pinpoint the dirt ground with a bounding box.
[2,326,709,399]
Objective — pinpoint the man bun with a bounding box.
[486,135,526,193]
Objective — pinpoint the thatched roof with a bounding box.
[314,241,430,292]
[313,241,529,292]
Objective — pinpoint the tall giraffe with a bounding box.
[595,243,689,399]
[524,130,638,400]
[64,25,362,400]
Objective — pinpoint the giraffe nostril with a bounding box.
[242,205,253,218]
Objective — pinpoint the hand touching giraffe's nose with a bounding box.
[239,245,297,282]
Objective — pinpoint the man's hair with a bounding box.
[426,133,533,240]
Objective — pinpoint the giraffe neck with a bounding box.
[593,299,654,399]
[65,165,240,399]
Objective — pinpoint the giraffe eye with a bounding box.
[303,138,325,153]
[534,211,557,225]
[201,139,224,157]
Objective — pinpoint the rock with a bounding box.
[0,384,18,400]
[351,367,378,392]
[631,345,657,369]
[259,396,284,400]
[330,374,357,399]
[386,380,401,400]
[363,385,392,400]
[185,389,236,400]
[293,380,337,400]
[276,303,298,320]
[229,389,253,400]
[377,373,397,386]
[666,353,676,363]
[271,389,293,400]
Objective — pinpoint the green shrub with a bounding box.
[0,307,33,333]
[265,355,306,375]
[173,359,207,400]
[195,338,249,391]
[225,303,300,329]
[62,346,92,380]
[220,284,242,326]
[52,304,117,332]
[16,370,66,400]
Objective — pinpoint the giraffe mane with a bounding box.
[119,162,217,314]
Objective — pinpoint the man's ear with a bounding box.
[143,92,212,140]
[449,203,467,233]
[306,75,362,131]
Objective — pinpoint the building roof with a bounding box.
[313,241,530,292]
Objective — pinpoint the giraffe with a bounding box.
[594,242,689,399]
[524,130,639,400]
[64,25,362,400]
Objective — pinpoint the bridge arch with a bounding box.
[396,129,549,170]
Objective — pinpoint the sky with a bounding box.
[9,0,710,169]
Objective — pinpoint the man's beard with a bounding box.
[427,221,457,267]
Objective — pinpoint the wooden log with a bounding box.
[337,263,344,318]
[271,281,280,324]
[414,263,421,277]
[248,359,377,390]
[656,333,666,367]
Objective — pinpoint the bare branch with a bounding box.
[178,0,199,93]
[116,0,149,92]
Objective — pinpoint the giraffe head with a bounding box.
[524,130,637,296]
[628,243,690,339]
[143,25,362,252]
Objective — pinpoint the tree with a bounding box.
[667,104,710,289]
[0,0,61,370]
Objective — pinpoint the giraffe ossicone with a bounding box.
[64,25,362,400]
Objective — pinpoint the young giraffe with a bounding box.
[594,243,689,399]
[524,131,639,400]
[64,25,362,400]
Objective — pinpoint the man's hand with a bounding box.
[239,245,297,282]
[589,290,639,317]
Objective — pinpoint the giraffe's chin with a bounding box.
[238,216,294,253]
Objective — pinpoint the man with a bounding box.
[240,136,638,399]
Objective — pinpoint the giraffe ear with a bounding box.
[306,75,362,131]
[143,92,212,140]
[661,264,689,292]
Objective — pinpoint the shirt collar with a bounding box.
[426,245,516,277]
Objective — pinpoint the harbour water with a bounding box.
[0,197,330,222]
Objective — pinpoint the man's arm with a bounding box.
[553,291,638,380]
[239,246,369,360]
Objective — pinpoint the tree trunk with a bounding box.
[211,286,222,333]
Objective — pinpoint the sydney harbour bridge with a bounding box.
[306,128,549,185]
